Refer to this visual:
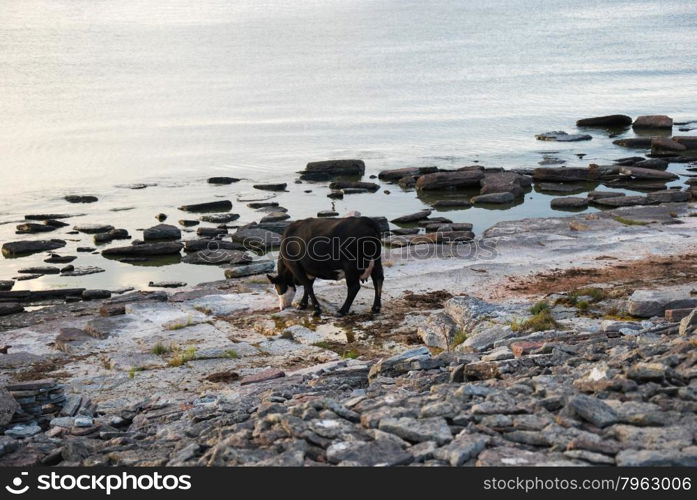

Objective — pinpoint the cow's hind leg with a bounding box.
[337,271,361,316]
[370,258,384,314]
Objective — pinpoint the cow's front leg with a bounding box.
[337,274,360,316]
[297,282,313,310]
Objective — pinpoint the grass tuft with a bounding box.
[128,367,144,378]
[529,301,550,315]
[614,216,648,226]
[168,347,197,367]
[511,309,559,333]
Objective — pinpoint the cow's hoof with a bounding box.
[296,303,308,310]
[336,310,348,317]
[371,307,381,314]
[312,310,322,317]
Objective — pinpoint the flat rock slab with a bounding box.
[378,417,452,445]
[326,439,412,466]
[61,266,105,277]
[207,177,239,184]
[619,166,679,180]
[2,239,66,257]
[178,200,233,213]
[415,169,484,191]
[0,303,24,317]
[231,228,281,250]
[550,197,589,210]
[84,316,134,339]
[472,192,516,205]
[391,209,432,224]
[535,131,592,142]
[533,167,596,182]
[73,224,114,234]
[301,159,365,180]
[0,281,14,291]
[576,114,632,127]
[240,368,285,386]
[143,224,181,241]
[253,183,287,192]
[102,242,183,257]
[378,166,438,181]
[65,195,98,203]
[199,214,240,224]
[224,260,275,278]
[182,249,251,266]
[627,289,697,318]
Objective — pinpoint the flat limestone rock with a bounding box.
[2,239,66,257]
[576,114,632,127]
[224,260,274,278]
[535,131,592,142]
[102,242,183,257]
[178,200,232,213]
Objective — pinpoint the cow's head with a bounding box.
[267,273,296,310]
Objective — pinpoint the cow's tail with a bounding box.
[360,217,384,282]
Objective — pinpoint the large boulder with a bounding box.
[532,167,597,183]
[415,169,484,191]
[2,239,66,257]
[479,172,530,197]
[301,160,365,180]
[143,224,181,241]
[633,115,673,129]
[576,114,632,127]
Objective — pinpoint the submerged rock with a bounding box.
[17,266,60,275]
[612,137,653,148]
[329,181,379,192]
[535,131,592,142]
[94,229,130,244]
[65,195,98,203]
[149,281,186,288]
[199,214,240,224]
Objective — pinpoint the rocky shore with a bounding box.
[1,113,697,466]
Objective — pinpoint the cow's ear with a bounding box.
[266,273,277,284]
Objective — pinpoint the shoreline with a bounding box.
[0,200,696,465]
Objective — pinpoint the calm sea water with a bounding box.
[1,0,696,290]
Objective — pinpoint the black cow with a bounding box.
[267,216,384,316]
